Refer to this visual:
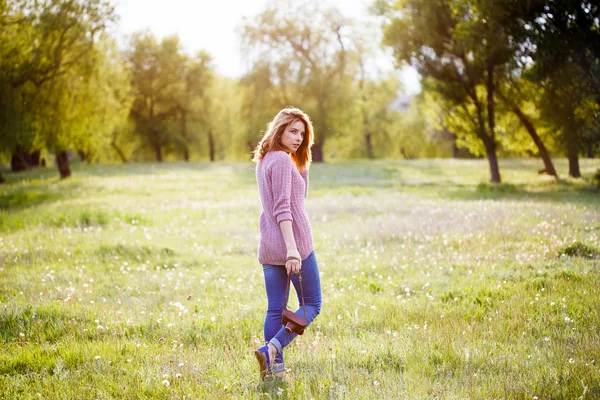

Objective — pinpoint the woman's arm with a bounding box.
[301,168,309,198]
[270,153,302,275]
[279,220,301,275]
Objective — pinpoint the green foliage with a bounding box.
[558,242,600,260]
[126,32,215,162]
[0,0,121,175]
[2,0,598,183]
[377,0,517,181]
[235,62,281,159]
[240,1,361,160]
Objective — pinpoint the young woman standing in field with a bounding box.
[252,107,322,380]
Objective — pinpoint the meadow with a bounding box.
[1,158,599,399]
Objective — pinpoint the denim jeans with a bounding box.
[262,250,322,371]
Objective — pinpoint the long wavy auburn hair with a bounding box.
[252,107,314,171]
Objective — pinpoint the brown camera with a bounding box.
[281,272,307,335]
[282,309,307,335]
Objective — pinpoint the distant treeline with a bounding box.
[1,0,598,182]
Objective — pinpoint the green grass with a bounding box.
[1,158,599,399]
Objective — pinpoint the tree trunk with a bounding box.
[567,141,581,178]
[181,110,189,161]
[587,142,594,158]
[510,104,557,178]
[111,142,128,163]
[56,151,71,179]
[484,139,501,183]
[10,146,29,172]
[486,147,502,183]
[10,153,27,172]
[78,150,91,163]
[155,145,163,162]
[497,89,558,178]
[30,150,42,167]
[0,171,4,184]
[365,132,374,159]
[208,129,215,162]
[469,73,501,183]
[312,142,324,162]
[452,141,459,159]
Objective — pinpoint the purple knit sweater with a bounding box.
[256,150,314,265]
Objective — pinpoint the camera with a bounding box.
[282,309,307,335]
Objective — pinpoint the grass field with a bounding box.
[1,158,599,399]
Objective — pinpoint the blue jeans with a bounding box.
[262,250,322,372]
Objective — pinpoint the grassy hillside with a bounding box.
[1,158,599,399]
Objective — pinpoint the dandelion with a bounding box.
[162,380,170,386]
[175,373,182,378]
[569,358,574,364]
[95,356,101,360]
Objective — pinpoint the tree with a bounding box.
[30,35,130,178]
[496,79,558,177]
[236,62,280,158]
[536,65,598,178]
[178,51,213,161]
[127,32,186,162]
[0,0,117,177]
[355,74,402,159]
[376,0,513,181]
[523,1,600,177]
[240,0,353,162]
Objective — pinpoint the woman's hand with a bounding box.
[286,249,302,275]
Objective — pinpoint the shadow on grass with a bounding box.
[2,161,598,211]
[441,181,599,205]
[2,161,239,183]
[0,180,89,212]
[254,375,289,398]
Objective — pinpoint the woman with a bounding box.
[252,107,322,380]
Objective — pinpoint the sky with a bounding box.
[112,0,421,94]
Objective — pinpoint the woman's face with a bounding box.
[280,120,305,153]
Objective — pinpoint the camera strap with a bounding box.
[282,271,307,321]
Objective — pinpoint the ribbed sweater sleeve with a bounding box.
[271,153,294,223]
